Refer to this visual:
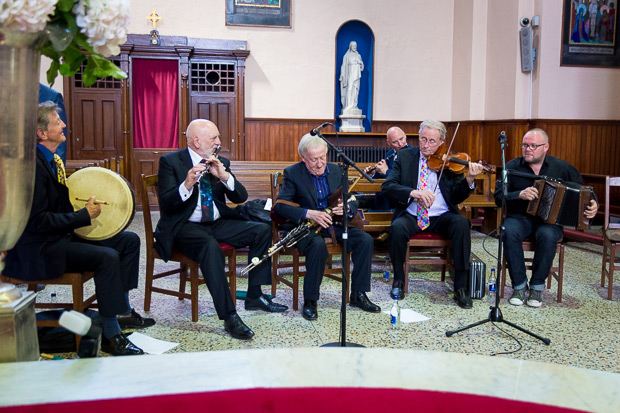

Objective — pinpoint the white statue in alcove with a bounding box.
[339,41,364,114]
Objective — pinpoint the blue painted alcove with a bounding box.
[335,21,374,132]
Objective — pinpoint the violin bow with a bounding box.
[433,122,460,193]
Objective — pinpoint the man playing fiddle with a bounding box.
[381,119,485,308]
[494,128,597,308]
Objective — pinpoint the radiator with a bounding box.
[328,146,388,163]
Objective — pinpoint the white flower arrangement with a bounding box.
[0,0,57,32]
[0,0,130,86]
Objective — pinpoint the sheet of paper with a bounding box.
[383,308,430,323]
[126,332,179,355]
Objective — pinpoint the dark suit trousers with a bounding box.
[388,211,471,291]
[65,231,140,317]
[295,226,373,301]
[174,219,272,319]
[503,214,563,290]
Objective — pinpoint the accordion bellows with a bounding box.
[527,179,593,230]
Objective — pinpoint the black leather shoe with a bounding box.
[245,294,288,312]
[454,288,473,309]
[224,314,254,340]
[349,291,381,313]
[390,280,405,300]
[118,309,156,330]
[302,299,318,321]
[101,333,144,356]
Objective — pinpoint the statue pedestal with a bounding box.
[339,111,366,132]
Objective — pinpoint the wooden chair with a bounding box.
[499,240,565,302]
[403,233,452,296]
[0,272,97,347]
[141,174,237,322]
[601,176,620,300]
[269,173,351,310]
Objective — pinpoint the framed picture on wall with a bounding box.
[226,0,291,28]
[561,0,620,67]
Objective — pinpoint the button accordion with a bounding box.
[526,179,593,230]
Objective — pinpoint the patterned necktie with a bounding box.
[417,157,430,230]
[53,154,66,186]
[200,175,215,222]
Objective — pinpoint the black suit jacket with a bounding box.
[381,146,473,220]
[274,162,359,223]
[4,149,91,280]
[154,149,248,261]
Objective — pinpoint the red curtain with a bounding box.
[132,59,179,148]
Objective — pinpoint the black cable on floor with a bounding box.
[490,321,523,356]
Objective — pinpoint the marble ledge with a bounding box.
[0,348,618,412]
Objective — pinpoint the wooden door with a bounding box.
[189,59,240,160]
[67,76,123,162]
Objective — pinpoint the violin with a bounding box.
[427,145,495,174]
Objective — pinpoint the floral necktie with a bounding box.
[53,154,66,186]
[417,157,430,230]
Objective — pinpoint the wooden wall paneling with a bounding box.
[132,149,176,208]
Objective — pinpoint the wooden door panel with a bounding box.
[71,91,122,161]
[132,148,177,208]
[191,97,237,160]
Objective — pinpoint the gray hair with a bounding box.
[298,133,328,158]
[419,119,447,141]
[37,101,60,132]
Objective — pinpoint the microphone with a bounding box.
[498,131,507,144]
[59,310,102,358]
[310,122,330,136]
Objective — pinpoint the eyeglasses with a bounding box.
[419,138,439,146]
[520,143,546,150]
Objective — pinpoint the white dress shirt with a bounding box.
[180,147,235,223]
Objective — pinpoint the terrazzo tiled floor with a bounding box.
[34,213,620,374]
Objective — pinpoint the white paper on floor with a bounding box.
[382,308,430,323]
[126,332,179,354]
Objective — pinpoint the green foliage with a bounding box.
[40,1,127,86]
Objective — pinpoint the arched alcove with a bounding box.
[335,20,374,132]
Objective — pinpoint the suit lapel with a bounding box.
[299,164,318,206]
[411,149,421,187]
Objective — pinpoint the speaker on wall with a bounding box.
[520,26,534,72]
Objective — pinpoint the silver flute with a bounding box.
[197,144,221,181]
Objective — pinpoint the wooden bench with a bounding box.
[229,161,293,202]
[457,171,499,235]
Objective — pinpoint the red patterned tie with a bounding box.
[417,157,429,229]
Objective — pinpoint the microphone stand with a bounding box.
[314,126,374,347]
[446,132,550,345]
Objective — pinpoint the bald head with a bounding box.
[186,119,221,158]
[386,126,407,151]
